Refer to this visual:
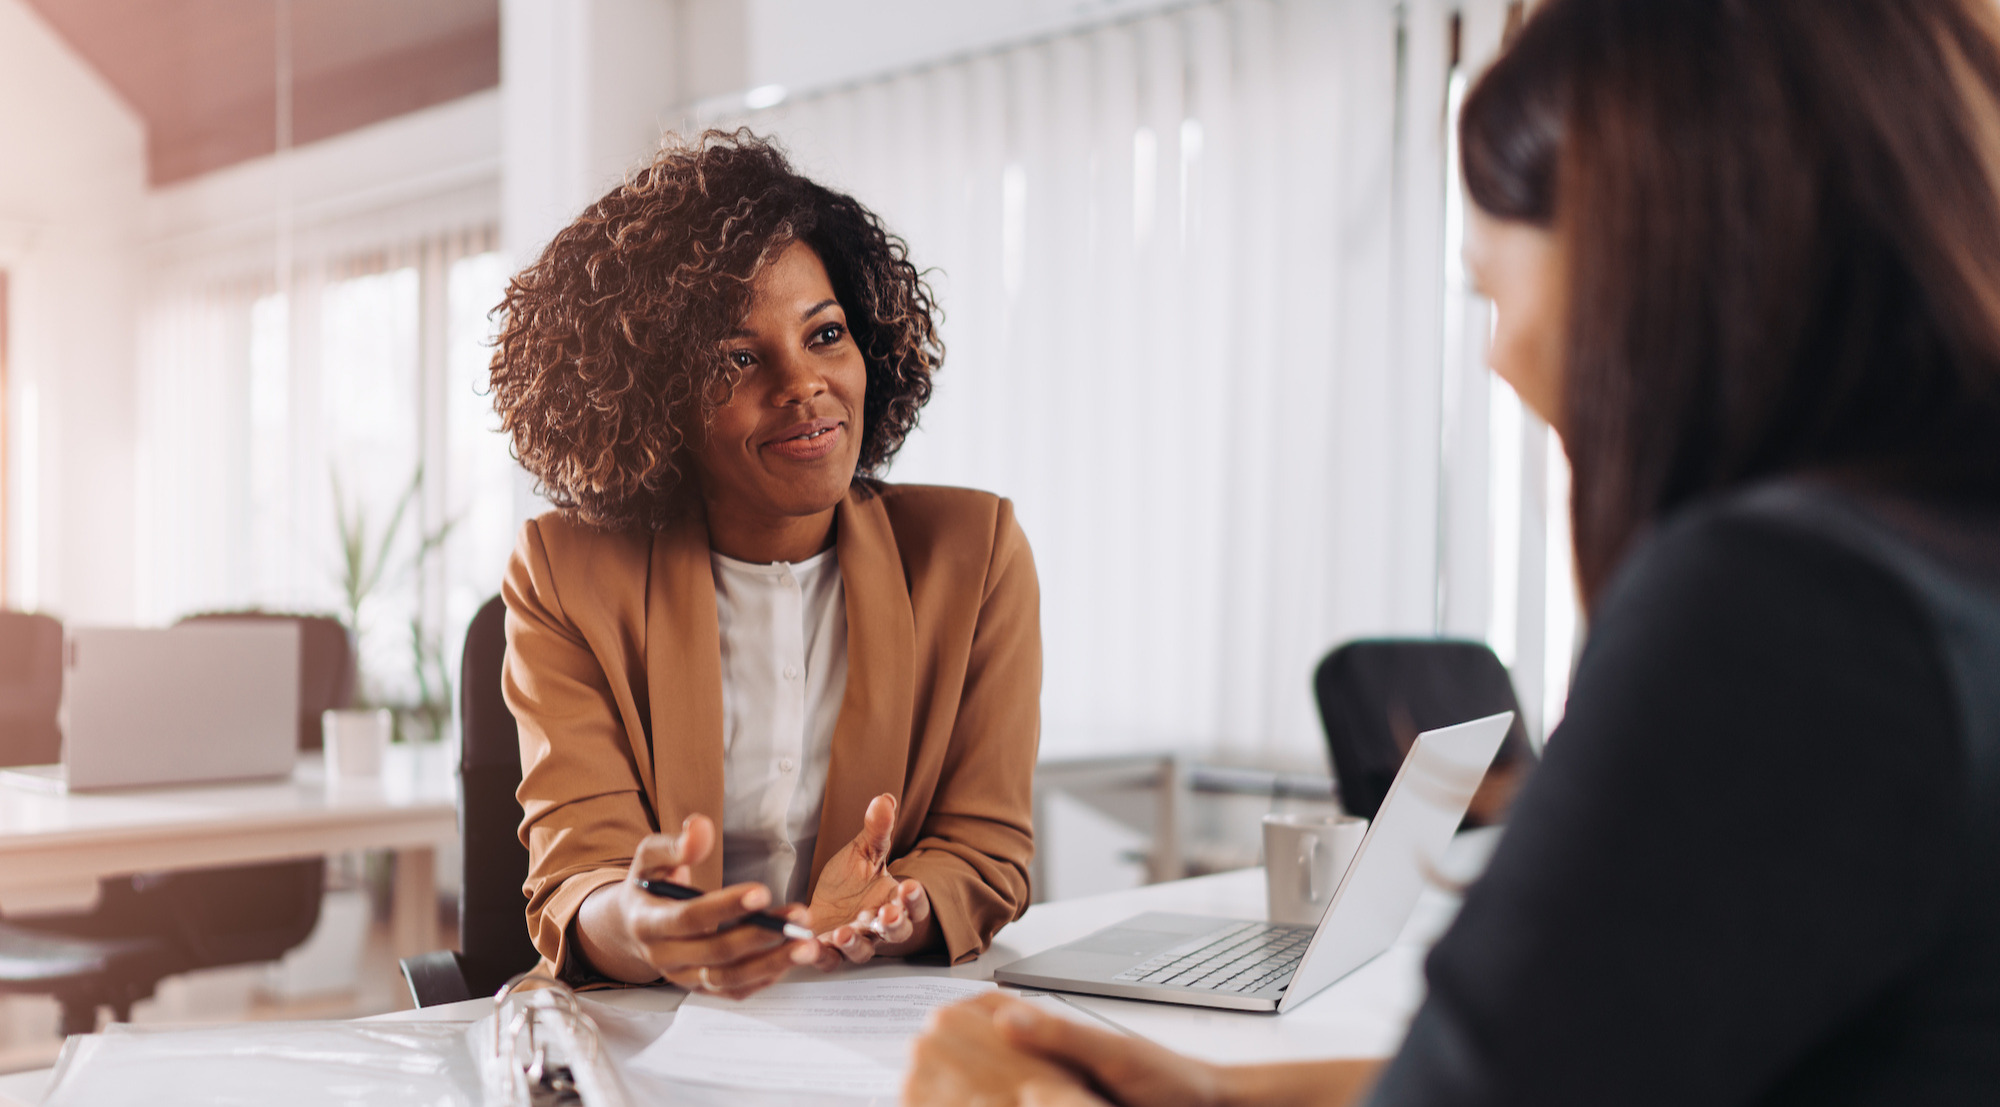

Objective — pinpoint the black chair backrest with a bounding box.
[457,595,540,993]
[0,611,62,767]
[132,858,328,964]
[1313,638,1533,821]
[178,612,357,750]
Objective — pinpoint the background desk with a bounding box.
[0,745,456,959]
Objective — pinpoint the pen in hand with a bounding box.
[636,878,818,941]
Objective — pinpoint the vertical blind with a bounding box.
[707,0,1574,764]
[135,227,517,718]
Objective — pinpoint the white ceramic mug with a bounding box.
[322,708,392,778]
[1262,812,1370,927]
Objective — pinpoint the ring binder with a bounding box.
[39,968,635,1106]
[480,971,632,1107]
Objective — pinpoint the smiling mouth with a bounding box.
[764,421,844,461]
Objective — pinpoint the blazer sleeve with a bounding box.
[888,500,1041,962]
[503,519,659,977]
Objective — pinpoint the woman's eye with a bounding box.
[729,350,754,368]
[814,324,845,345]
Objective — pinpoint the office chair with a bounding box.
[1313,638,1536,825]
[0,609,184,1034]
[400,594,539,1006]
[0,613,349,1034]
[0,610,63,767]
[0,860,327,1035]
[0,925,181,1037]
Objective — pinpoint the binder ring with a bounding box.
[492,969,594,1060]
[485,969,622,1106]
[698,966,716,992]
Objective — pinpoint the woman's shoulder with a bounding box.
[517,509,652,559]
[1588,479,1991,769]
[861,481,1028,550]
[866,480,1006,517]
[851,481,1035,596]
[1554,481,1974,872]
[1618,478,2000,631]
[1600,483,1933,645]
[509,510,654,594]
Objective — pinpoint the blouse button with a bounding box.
[779,757,796,773]
[783,665,798,680]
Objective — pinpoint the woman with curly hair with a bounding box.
[492,130,1039,997]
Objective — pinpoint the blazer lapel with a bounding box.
[807,488,917,891]
[645,510,728,891]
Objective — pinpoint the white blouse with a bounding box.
[710,546,849,905]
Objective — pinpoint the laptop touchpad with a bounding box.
[1064,928,1185,958]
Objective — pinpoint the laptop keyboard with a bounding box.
[1110,920,1314,994]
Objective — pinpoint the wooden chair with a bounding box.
[0,611,62,767]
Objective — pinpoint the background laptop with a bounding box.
[996,711,1511,1013]
[0,623,301,793]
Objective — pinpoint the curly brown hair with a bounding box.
[490,129,942,529]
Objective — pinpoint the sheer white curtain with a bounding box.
[1430,0,1579,743]
[706,0,1574,764]
[135,228,516,725]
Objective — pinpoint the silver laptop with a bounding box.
[995,711,1511,1013]
[0,623,301,793]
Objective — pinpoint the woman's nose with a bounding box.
[767,352,828,405]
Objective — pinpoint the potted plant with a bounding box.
[331,465,457,745]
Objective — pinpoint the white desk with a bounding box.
[966,861,1472,1064]
[0,829,1497,1105]
[0,744,457,959]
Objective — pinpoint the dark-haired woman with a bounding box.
[493,132,1039,998]
[906,0,2000,1103]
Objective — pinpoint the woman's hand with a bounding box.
[907,994,1223,1107]
[575,814,820,997]
[905,993,1107,1107]
[807,793,936,965]
[907,994,1387,1107]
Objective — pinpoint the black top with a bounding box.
[1366,481,2000,1107]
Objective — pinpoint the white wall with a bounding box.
[500,0,682,263]
[0,0,145,623]
[145,90,502,281]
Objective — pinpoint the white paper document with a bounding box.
[629,976,995,1097]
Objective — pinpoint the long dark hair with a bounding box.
[1461,0,2000,604]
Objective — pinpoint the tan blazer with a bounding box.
[502,482,1040,975]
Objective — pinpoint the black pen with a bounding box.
[636,878,818,941]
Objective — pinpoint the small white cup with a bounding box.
[322,708,391,778]
[1262,812,1370,927]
